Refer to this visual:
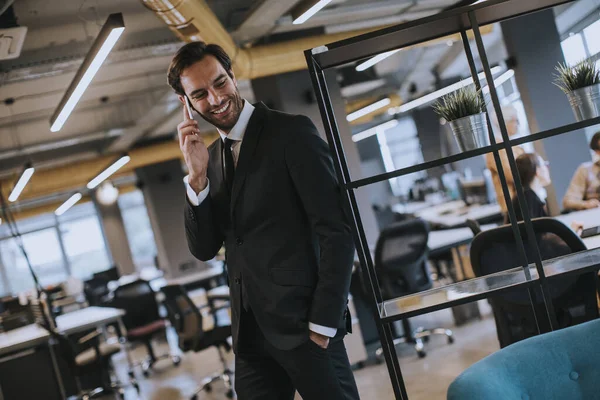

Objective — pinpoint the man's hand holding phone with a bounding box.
[178,97,209,194]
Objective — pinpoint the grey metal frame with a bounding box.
[304,0,598,398]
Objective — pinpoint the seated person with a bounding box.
[485,104,526,216]
[563,131,600,211]
[506,153,551,223]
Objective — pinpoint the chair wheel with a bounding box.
[205,384,212,393]
[142,369,150,377]
[128,370,135,379]
[417,350,426,358]
[173,356,181,366]
[448,336,455,344]
[423,336,430,343]
[356,361,365,369]
[226,389,234,398]
[190,395,198,400]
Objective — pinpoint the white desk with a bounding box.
[0,324,50,357]
[56,306,125,335]
[556,208,600,249]
[428,224,496,255]
[155,264,224,290]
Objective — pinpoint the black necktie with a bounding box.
[224,138,236,194]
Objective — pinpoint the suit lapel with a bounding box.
[230,102,266,213]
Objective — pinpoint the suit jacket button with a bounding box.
[234,278,241,284]
[236,237,243,246]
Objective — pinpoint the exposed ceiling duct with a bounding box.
[140,0,389,80]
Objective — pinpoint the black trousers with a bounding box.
[235,309,360,400]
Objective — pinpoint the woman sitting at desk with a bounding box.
[506,153,551,223]
[563,131,600,211]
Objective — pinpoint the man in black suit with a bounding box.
[168,42,360,399]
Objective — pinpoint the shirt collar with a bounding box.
[218,100,254,142]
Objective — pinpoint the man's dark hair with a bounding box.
[167,42,233,96]
[590,131,600,151]
[516,153,539,188]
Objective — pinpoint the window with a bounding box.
[584,20,600,56]
[118,190,157,270]
[0,228,67,294]
[58,202,111,280]
[561,34,587,66]
[378,117,427,197]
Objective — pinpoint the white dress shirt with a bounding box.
[183,100,337,338]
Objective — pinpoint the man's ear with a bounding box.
[178,95,185,104]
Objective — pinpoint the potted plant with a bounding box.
[433,86,490,152]
[554,59,600,121]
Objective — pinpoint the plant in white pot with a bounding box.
[433,86,490,152]
[554,59,600,121]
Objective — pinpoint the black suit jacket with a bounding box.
[184,103,355,351]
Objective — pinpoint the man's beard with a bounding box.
[198,89,244,132]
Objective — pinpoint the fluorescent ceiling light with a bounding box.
[482,69,515,94]
[293,0,332,25]
[389,66,504,114]
[87,155,131,189]
[8,166,35,202]
[352,120,399,142]
[55,193,83,216]
[50,13,125,132]
[356,49,401,72]
[347,98,391,122]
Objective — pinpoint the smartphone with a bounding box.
[581,226,600,238]
[184,96,194,120]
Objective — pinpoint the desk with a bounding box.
[556,208,600,249]
[0,324,50,357]
[154,263,225,291]
[0,324,62,400]
[56,306,125,335]
[415,200,502,228]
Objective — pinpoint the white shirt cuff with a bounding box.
[183,175,210,206]
[309,322,337,338]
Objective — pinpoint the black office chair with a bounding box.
[465,218,482,235]
[93,266,120,283]
[374,218,454,359]
[162,284,234,400]
[470,217,599,348]
[111,280,180,376]
[83,277,111,307]
[54,329,138,399]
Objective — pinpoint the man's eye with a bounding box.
[216,80,226,88]
[194,93,206,100]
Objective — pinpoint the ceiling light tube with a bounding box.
[50,13,125,132]
[55,193,83,216]
[352,120,399,142]
[356,49,401,72]
[390,66,504,114]
[87,155,131,190]
[347,98,391,122]
[292,0,333,25]
[8,164,35,202]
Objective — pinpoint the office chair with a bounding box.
[83,277,111,307]
[93,266,120,283]
[465,218,482,235]
[54,329,139,399]
[374,218,454,359]
[111,279,180,376]
[162,284,234,400]
[470,217,598,348]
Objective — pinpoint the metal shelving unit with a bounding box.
[304,0,600,398]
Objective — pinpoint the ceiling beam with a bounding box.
[231,0,304,44]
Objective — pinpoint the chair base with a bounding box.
[375,326,454,360]
[128,353,182,377]
[190,368,234,400]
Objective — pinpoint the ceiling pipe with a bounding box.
[140,0,390,80]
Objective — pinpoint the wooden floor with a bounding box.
[99,302,499,400]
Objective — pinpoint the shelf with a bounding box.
[509,116,600,148]
[314,0,572,69]
[379,247,600,322]
[379,266,535,322]
[346,143,503,190]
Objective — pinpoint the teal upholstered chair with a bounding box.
[447,318,600,400]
